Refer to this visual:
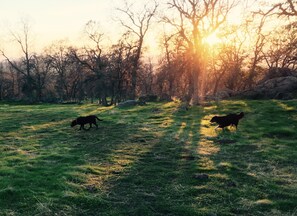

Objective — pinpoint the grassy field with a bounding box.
[0,100,296,215]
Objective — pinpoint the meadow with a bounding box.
[0,100,296,215]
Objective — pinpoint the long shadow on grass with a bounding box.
[2,101,296,215]
[68,102,265,215]
[98,100,297,216]
[67,103,226,215]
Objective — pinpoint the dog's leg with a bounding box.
[85,125,91,130]
[234,123,238,130]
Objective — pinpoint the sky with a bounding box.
[0,0,136,58]
[0,0,113,35]
[0,0,282,60]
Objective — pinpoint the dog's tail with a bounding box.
[95,116,103,121]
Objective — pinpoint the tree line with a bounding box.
[0,0,296,105]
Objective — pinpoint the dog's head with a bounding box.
[71,120,77,127]
[210,116,218,123]
[239,112,244,119]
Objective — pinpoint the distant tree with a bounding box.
[156,32,191,101]
[117,1,158,99]
[0,62,17,100]
[206,24,247,94]
[46,41,74,101]
[107,34,135,104]
[238,11,269,89]
[72,21,110,105]
[263,22,297,71]
[242,5,285,89]
[0,20,39,101]
[31,55,52,101]
[138,60,154,96]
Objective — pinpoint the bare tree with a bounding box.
[117,1,158,99]
[31,55,52,101]
[0,20,38,101]
[138,60,154,96]
[263,22,297,71]
[192,20,248,97]
[242,5,281,89]
[71,21,111,105]
[156,31,191,100]
[0,62,17,100]
[277,0,297,16]
[107,34,136,104]
[45,41,73,100]
[164,0,237,104]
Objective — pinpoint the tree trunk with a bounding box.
[130,43,142,100]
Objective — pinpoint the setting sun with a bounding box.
[203,32,221,46]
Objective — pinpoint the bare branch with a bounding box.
[278,0,297,16]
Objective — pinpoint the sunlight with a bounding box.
[23,119,69,131]
[275,101,295,111]
[202,32,221,46]
[81,140,158,192]
[197,116,220,167]
[176,122,187,138]
[199,117,217,138]
[197,140,220,156]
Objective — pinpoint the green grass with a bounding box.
[0,100,296,215]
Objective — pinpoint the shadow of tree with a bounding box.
[1,101,296,215]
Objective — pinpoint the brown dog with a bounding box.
[210,112,244,129]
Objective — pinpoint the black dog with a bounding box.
[71,115,103,130]
[210,112,244,129]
